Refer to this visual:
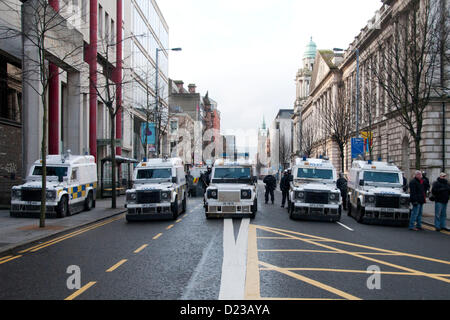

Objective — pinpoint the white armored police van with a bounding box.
[11,153,97,218]
[347,160,410,225]
[125,157,187,221]
[204,158,258,219]
[287,157,342,222]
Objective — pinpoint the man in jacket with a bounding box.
[409,170,427,231]
[422,171,431,197]
[263,173,277,204]
[280,171,291,208]
[336,173,348,210]
[431,172,450,232]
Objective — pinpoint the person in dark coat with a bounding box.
[200,166,212,194]
[409,170,427,231]
[431,172,450,232]
[336,173,348,210]
[280,171,291,208]
[263,174,276,204]
[402,174,408,193]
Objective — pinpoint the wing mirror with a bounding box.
[58,175,64,183]
[172,177,177,183]
[359,179,365,186]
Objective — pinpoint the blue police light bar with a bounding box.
[303,156,307,161]
[143,157,147,162]
[378,157,382,161]
[319,155,323,159]
[368,160,373,164]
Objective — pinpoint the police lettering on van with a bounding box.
[125,157,187,221]
[11,153,97,218]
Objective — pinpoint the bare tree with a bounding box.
[371,0,444,170]
[0,0,83,227]
[320,82,353,172]
[300,121,316,158]
[360,56,377,161]
[279,132,291,170]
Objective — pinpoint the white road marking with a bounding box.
[219,218,250,300]
[337,221,354,231]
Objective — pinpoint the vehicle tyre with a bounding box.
[347,197,352,217]
[171,197,179,220]
[182,194,187,213]
[251,198,258,213]
[84,191,93,211]
[57,196,69,218]
[356,201,364,223]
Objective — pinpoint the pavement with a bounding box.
[0,192,448,256]
[0,196,126,255]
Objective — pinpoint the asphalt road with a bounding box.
[0,183,449,300]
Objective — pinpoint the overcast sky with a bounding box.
[157,0,382,156]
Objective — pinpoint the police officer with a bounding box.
[200,166,212,194]
[336,172,348,210]
[263,173,276,204]
[280,170,291,208]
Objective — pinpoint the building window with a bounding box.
[170,120,178,134]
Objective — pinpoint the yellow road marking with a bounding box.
[106,259,127,272]
[245,224,260,300]
[176,219,182,223]
[258,225,450,284]
[259,261,361,300]
[0,255,22,264]
[0,255,13,262]
[257,249,403,256]
[64,281,96,300]
[19,215,123,254]
[422,225,450,235]
[153,233,162,240]
[166,224,174,230]
[134,244,148,253]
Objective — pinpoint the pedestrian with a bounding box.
[186,170,194,197]
[431,172,450,232]
[422,171,430,197]
[336,173,348,210]
[200,166,212,194]
[263,173,276,204]
[280,170,290,208]
[408,170,427,231]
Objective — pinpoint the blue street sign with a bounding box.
[351,137,364,159]
[141,122,156,145]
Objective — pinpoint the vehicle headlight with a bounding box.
[46,190,56,200]
[329,193,338,201]
[241,189,251,199]
[161,191,171,201]
[365,195,375,203]
[126,192,137,201]
[295,191,304,200]
[400,197,409,206]
[12,189,22,200]
[207,189,218,199]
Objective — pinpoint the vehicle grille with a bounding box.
[375,195,400,208]
[22,189,42,202]
[305,191,329,204]
[137,191,161,204]
[218,191,240,202]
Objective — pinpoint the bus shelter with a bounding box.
[100,156,138,198]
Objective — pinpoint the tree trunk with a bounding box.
[40,88,48,228]
[414,137,421,170]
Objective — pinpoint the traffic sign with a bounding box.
[351,137,364,159]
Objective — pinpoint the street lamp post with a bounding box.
[154,47,182,157]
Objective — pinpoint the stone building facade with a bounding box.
[296,0,449,183]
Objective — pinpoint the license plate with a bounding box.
[141,203,158,208]
[222,202,236,206]
[310,204,324,208]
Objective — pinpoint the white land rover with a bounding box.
[11,153,97,218]
[287,157,342,222]
[125,157,187,221]
[347,160,410,225]
[204,159,258,219]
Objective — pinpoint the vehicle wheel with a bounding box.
[57,196,69,218]
[205,211,211,219]
[356,202,364,223]
[171,197,179,220]
[347,197,352,217]
[251,199,258,213]
[335,206,342,222]
[182,194,187,213]
[84,191,93,211]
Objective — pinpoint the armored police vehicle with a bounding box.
[287,157,342,222]
[347,160,410,225]
[11,153,97,218]
[125,157,187,221]
[204,158,258,219]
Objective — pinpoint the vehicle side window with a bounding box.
[71,168,78,181]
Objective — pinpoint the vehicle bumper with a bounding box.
[205,201,254,218]
[362,207,410,223]
[291,203,341,221]
[126,203,173,220]
[10,201,58,217]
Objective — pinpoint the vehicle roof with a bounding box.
[294,157,335,169]
[137,157,184,168]
[214,159,253,167]
[34,155,95,166]
[351,160,400,172]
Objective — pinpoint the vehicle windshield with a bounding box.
[297,168,333,180]
[212,167,251,182]
[137,168,172,180]
[363,171,400,184]
[32,166,68,177]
